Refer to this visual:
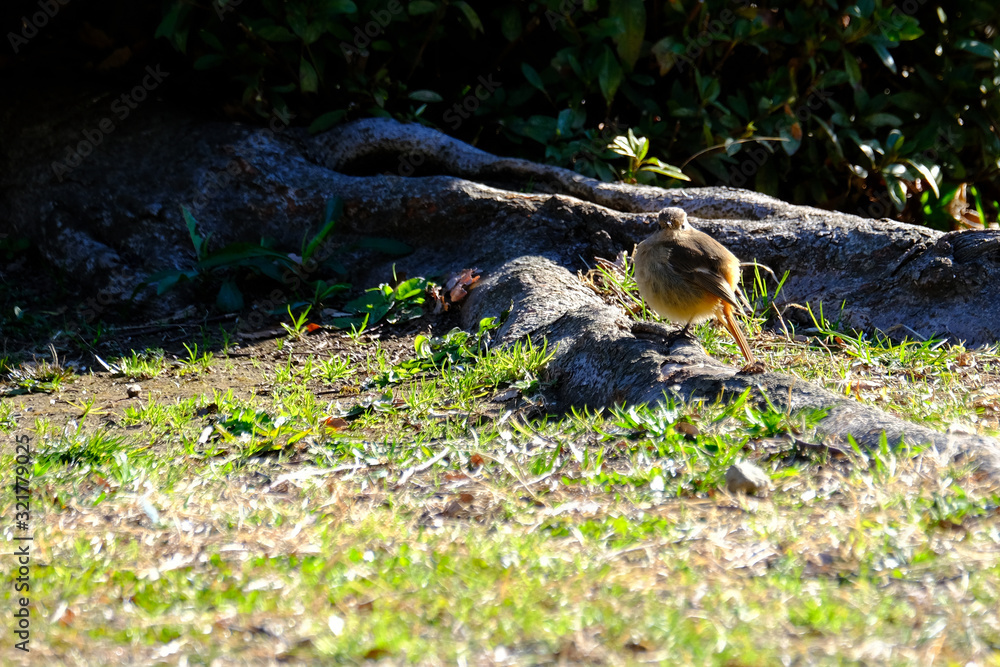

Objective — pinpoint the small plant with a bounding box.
[137,198,412,317]
[0,401,15,433]
[721,388,828,440]
[318,355,353,384]
[330,276,429,331]
[66,396,106,420]
[608,129,689,185]
[113,349,166,380]
[281,305,316,339]
[37,428,128,467]
[138,199,351,312]
[1,351,75,396]
[179,343,214,375]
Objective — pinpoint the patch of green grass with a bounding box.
[317,354,353,384]
[35,426,132,468]
[0,400,15,433]
[2,356,75,396]
[178,342,214,375]
[5,312,1000,665]
[112,348,166,380]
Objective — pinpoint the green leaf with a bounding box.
[155,2,188,52]
[308,110,347,134]
[303,197,342,263]
[216,281,244,312]
[640,158,690,181]
[408,1,438,16]
[343,290,391,313]
[303,22,325,45]
[143,269,198,295]
[193,54,226,70]
[343,295,392,326]
[884,173,907,211]
[609,0,646,70]
[521,63,546,94]
[452,1,483,32]
[865,113,903,127]
[414,334,433,358]
[328,0,357,13]
[300,57,319,94]
[843,49,861,87]
[408,89,443,102]
[329,315,370,331]
[199,30,223,52]
[955,39,1000,62]
[609,135,635,158]
[323,197,343,228]
[286,7,308,38]
[869,40,896,73]
[180,206,206,260]
[196,243,291,271]
[256,26,297,42]
[500,6,522,42]
[890,91,928,112]
[904,159,940,198]
[596,48,623,107]
[857,142,877,167]
[885,129,904,153]
[394,277,427,301]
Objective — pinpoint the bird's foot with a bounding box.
[738,360,767,374]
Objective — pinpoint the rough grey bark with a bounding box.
[2,101,998,472]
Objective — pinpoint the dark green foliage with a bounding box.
[329,276,430,331]
[135,197,410,314]
[156,0,1000,225]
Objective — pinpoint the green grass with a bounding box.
[111,349,166,380]
[2,274,999,664]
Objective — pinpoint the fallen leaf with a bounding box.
[323,417,349,430]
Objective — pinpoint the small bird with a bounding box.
[633,207,755,364]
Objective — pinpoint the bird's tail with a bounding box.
[721,303,755,364]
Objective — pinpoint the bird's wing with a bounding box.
[686,266,743,311]
[665,239,744,311]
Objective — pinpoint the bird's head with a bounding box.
[656,207,689,231]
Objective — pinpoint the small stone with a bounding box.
[126,383,142,398]
[674,420,699,440]
[725,460,770,495]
